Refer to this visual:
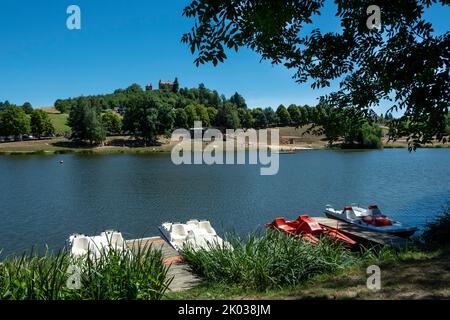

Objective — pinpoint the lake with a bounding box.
[0,148,449,256]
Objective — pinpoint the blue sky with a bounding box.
[0,1,448,114]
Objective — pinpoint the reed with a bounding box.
[181,230,362,291]
[0,242,171,300]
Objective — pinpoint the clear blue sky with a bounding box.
[0,0,448,114]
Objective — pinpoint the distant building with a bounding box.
[145,83,153,91]
[158,80,175,91]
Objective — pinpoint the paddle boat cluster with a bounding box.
[159,219,231,251]
[324,204,418,238]
[266,215,356,246]
[67,230,126,259]
[66,204,417,257]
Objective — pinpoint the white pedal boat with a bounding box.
[159,219,230,251]
[324,204,417,238]
[67,230,126,259]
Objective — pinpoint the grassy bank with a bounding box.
[0,243,171,300]
[167,247,450,300]
[1,125,447,155]
[0,137,173,155]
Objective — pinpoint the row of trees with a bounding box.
[312,106,383,149]
[54,83,248,114]
[64,83,325,145]
[0,103,55,139]
[65,83,388,149]
[0,100,33,114]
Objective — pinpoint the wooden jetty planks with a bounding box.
[126,236,201,292]
[314,217,410,248]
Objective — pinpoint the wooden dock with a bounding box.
[314,217,410,249]
[126,236,201,292]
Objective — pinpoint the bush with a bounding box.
[0,243,171,300]
[421,204,450,249]
[181,230,359,291]
[361,123,382,149]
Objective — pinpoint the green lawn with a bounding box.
[47,113,70,134]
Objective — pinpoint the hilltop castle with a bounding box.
[145,78,179,92]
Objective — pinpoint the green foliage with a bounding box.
[182,0,449,149]
[207,107,219,127]
[174,108,189,129]
[216,103,241,129]
[313,106,382,149]
[229,92,247,109]
[125,83,144,94]
[0,106,30,137]
[263,107,279,127]
[30,110,55,138]
[101,111,122,135]
[0,100,12,111]
[421,204,450,249]
[172,77,180,93]
[67,98,106,145]
[195,104,210,127]
[184,104,198,127]
[21,102,33,115]
[0,244,170,300]
[361,122,383,149]
[238,108,254,129]
[252,108,268,129]
[54,99,75,114]
[122,95,160,145]
[287,105,303,127]
[276,104,291,126]
[157,103,176,135]
[182,230,359,291]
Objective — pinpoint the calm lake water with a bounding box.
[0,148,449,256]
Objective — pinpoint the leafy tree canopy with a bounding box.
[102,111,122,135]
[182,0,449,149]
[30,109,55,138]
[67,98,106,145]
[0,106,31,137]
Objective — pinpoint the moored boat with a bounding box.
[67,230,126,259]
[266,215,356,246]
[324,204,417,238]
[159,219,230,251]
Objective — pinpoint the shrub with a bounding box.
[421,204,450,249]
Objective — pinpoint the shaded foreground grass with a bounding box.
[0,243,171,300]
[168,245,450,300]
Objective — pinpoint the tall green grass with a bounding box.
[181,230,364,291]
[421,204,450,249]
[0,243,171,300]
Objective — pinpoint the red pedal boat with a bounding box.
[266,215,356,246]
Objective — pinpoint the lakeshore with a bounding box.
[0,126,448,155]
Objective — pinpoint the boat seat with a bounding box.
[171,223,188,240]
[71,236,90,257]
[345,209,357,220]
[198,221,216,235]
[187,219,200,227]
[101,231,125,249]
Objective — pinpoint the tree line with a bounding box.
[60,82,391,148]
[5,82,444,148]
[0,101,55,139]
